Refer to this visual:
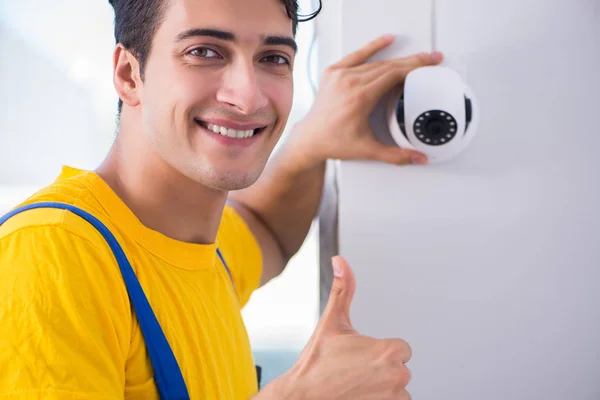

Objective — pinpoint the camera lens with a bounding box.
[413,110,457,146]
[425,118,445,137]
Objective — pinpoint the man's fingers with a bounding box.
[352,51,444,76]
[380,338,413,364]
[361,135,428,165]
[406,50,444,66]
[317,255,357,335]
[334,34,395,68]
[362,66,416,105]
[354,52,444,104]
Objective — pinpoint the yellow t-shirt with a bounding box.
[0,166,263,399]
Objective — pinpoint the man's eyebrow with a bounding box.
[175,28,235,42]
[263,36,298,53]
[175,28,297,53]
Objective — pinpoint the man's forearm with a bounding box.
[228,124,327,265]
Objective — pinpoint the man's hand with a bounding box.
[286,34,444,170]
[256,256,413,399]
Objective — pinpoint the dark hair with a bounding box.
[108,0,322,113]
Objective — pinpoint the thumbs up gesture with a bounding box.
[256,256,413,399]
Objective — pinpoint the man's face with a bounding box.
[139,0,295,190]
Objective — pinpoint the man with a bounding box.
[0,0,443,398]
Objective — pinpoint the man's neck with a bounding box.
[96,125,227,245]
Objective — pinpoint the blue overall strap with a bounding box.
[0,202,189,400]
[216,248,237,297]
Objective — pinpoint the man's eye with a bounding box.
[262,55,289,65]
[189,48,220,58]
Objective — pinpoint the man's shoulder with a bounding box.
[0,168,106,247]
[0,199,119,281]
[218,203,259,247]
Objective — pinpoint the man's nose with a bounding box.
[216,59,269,115]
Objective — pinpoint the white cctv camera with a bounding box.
[387,65,479,163]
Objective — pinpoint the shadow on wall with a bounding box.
[0,24,108,187]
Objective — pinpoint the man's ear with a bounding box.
[113,44,142,108]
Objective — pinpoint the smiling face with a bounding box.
[132,0,296,190]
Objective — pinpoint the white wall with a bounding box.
[0,1,118,188]
[0,25,109,187]
[318,0,600,398]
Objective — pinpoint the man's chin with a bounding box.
[211,180,255,192]
[202,169,263,192]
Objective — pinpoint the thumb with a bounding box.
[319,255,357,334]
[363,135,428,165]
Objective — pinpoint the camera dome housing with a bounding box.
[387,66,479,163]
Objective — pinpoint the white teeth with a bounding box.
[205,123,257,139]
